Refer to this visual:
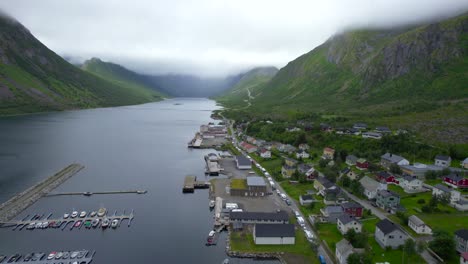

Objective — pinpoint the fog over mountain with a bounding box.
[1,0,468,77]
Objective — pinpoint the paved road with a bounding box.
[226,119,334,264]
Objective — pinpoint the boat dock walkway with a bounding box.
[182,176,210,193]
[0,209,134,231]
[46,190,148,197]
[0,163,85,222]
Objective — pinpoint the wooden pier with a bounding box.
[183,176,210,193]
[0,209,135,230]
[46,190,148,197]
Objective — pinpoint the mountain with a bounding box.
[0,14,163,115]
[216,67,278,105]
[81,58,167,98]
[220,13,468,143]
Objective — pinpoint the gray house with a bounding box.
[359,176,387,200]
[375,219,408,249]
[320,206,344,223]
[455,229,468,253]
[434,155,452,167]
[376,190,400,211]
[345,155,358,166]
[335,239,364,264]
[380,153,409,169]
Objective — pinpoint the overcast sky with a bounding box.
[1,0,468,77]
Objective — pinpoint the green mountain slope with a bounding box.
[81,58,167,99]
[216,67,278,106]
[0,14,162,115]
[220,13,468,143]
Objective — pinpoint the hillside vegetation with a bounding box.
[0,14,163,115]
[219,13,468,144]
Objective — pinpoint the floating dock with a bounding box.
[0,250,95,264]
[46,190,147,197]
[182,176,210,193]
[0,163,85,222]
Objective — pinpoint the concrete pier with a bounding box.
[182,176,210,193]
[0,163,85,222]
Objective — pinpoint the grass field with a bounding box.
[231,179,247,189]
[316,223,343,252]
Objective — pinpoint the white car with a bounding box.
[294,211,300,217]
[305,230,314,240]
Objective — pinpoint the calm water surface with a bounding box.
[0,98,278,264]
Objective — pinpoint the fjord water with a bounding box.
[0,98,278,264]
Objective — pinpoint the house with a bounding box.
[375,171,399,184]
[400,176,423,192]
[380,153,410,169]
[360,176,388,200]
[434,155,452,167]
[346,128,361,136]
[298,163,312,175]
[362,132,382,139]
[432,184,461,204]
[444,173,468,189]
[353,123,367,130]
[356,158,369,170]
[336,239,364,264]
[235,155,252,170]
[286,126,301,132]
[282,144,297,154]
[323,147,335,159]
[461,252,468,264]
[296,149,310,159]
[320,123,333,132]
[298,143,310,150]
[376,190,400,211]
[376,126,392,134]
[230,211,289,224]
[337,215,362,235]
[259,148,271,159]
[346,155,358,166]
[455,229,468,253]
[240,141,258,153]
[320,206,344,223]
[400,163,444,179]
[281,158,298,178]
[300,194,315,206]
[306,167,319,180]
[253,224,295,245]
[346,170,358,180]
[463,158,468,169]
[314,177,336,194]
[323,187,348,205]
[341,202,363,218]
[408,215,432,234]
[375,219,408,249]
[246,176,267,196]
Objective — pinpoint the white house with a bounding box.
[336,239,364,264]
[259,149,271,159]
[253,224,295,245]
[300,194,314,206]
[434,155,451,167]
[463,158,468,169]
[359,176,387,200]
[408,215,432,234]
[296,150,310,159]
[380,153,410,169]
[400,176,423,192]
[432,184,461,204]
[235,155,252,170]
[337,215,362,235]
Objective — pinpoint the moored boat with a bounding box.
[89,211,97,217]
[84,220,92,228]
[71,211,78,218]
[74,221,82,228]
[63,213,70,219]
[91,218,100,228]
[209,200,215,208]
[79,211,87,218]
[97,207,107,217]
[101,218,110,228]
[111,219,119,228]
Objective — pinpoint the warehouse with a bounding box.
[253,224,295,245]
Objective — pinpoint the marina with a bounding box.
[0,250,95,264]
[182,176,210,193]
[0,208,135,231]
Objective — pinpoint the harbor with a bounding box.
[183,176,211,193]
[46,190,148,197]
[0,250,95,264]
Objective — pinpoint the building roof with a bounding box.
[376,126,391,132]
[336,239,354,255]
[298,163,312,173]
[255,224,295,238]
[260,148,270,154]
[247,176,266,187]
[455,229,468,240]
[381,153,407,163]
[435,155,451,161]
[300,194,314,201]
[230,211,289,222]
[324,147,335,152]
[338,214,358,225]
[317,177,335,189]
[359,176,382,192]
[400,163,444,173]
[236,155,251,166]
[363,132,382,137]
[446,173,464,182]
[376,219,402,235]
[346,155,358,162]
[461,252,468,261]
[356,158,367,163]
[341,202,362,210]
[324,206,343,214]
[378,189,399,198]
[403,175,419,182]
[376,171,393,179]
[341,167,351,174]
[434,184,452,193]
[354,123,367,128]
[408,215,425,227]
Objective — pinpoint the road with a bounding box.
[226,119,334,264]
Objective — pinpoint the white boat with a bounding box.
[111,219,119,228]
[71,211,78,218]
[79,211,87,218]
[101,218,110,228]
[63,213,70,219]
[209,200,215,208]
[89,211,97,217]
[97,207,106,217]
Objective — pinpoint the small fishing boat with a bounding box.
[209,200,215,208]
[63,213,70,219]
[101,218,110,228]
[89,211,97,217]
[111,219,119,228]
[97,207,107,217]
[84,220,92,228]
[74,221,82,228]
[71,211,78,218]
[79,211,87,218]
[91,218,100,228]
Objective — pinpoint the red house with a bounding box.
[375,171,399,184]
[356,158,369,170]
[341,202,363,218]
[444,173,468,189]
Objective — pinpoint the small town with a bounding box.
[189,118,468,264]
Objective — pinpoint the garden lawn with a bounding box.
[316,223,343,252]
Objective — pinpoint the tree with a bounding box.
[350,179,364,196]
[344,229,368,248]
[347,252,372,264]
[319,158,329,168]
[403,239,416,257]
[389,163,402,175]
[416,241,426,254]
[341,175,351,187]
[429,229,456,260]
[339,150,348,163]
[294,132,307,146]
[309,201,316,211]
